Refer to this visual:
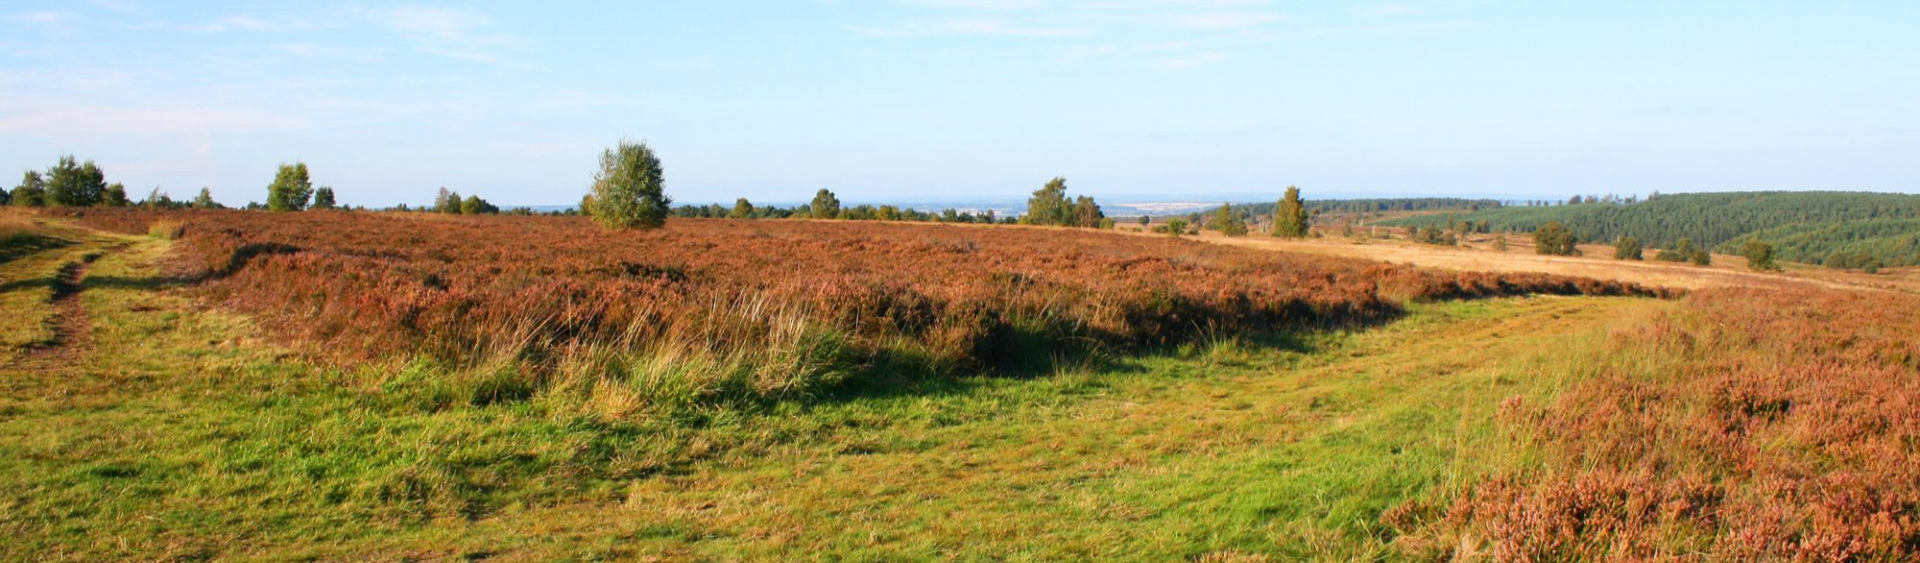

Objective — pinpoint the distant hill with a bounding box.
[1379,191,1920,267]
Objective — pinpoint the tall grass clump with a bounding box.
[147,219,185,240]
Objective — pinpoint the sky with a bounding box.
[2,1,1917,207]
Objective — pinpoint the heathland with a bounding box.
[2,207,1917,562]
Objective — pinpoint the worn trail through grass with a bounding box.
[0,218,1676,562]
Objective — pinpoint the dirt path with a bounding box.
[8,253,98,370]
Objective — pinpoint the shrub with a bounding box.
[1533,221,1580,256]
[1741,240,1779,271]
[584,139,671,230]
[1165,218,1188,237]
[1613,236,1643,260]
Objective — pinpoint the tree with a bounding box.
[1136,215,1150,228]
[1072,195,1104,228]
[142,187,174,210]
[103,183,130,207]
[192,188,220,209]
[1656,238,1696,262]
[1165,218,1189,238]
[434,187,459,213]
[0,186,8,206]
[1025,177,1072,226]
[312,187,337,210]
[1613,236,1643,260]
[442,190,465,213]
[45,156,107,207]
[1210,203,1247,236]
[1533,221,1580,256]
[1493,233,1509,252]
[460,194,498,215]
[729,198,753,219]
[265,162,314,212]
[1272,185,1309,238]
[13,171,46,207]
[585,139,671,230]
[1742,240,1779,271]
[809,189,841,219]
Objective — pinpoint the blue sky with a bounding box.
[2,1,1916,207]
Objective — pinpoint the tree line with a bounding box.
[1381,191,1920,270]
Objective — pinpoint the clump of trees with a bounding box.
[1613,236,1643,260]
[1415,225,1457,246]
[1654,238,1711,266]
[1209,203,1247,236]
[1021,177,1105,228]
[1533,221,1580,256]
[1271,186,1309,238]
[266,163,315,212]
[583,139,671,230]
[430,187,498,215]
[10,171,46,207]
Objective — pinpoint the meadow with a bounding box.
[2,208,1914,561]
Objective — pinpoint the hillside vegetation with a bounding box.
[4,210,1918,560]
[1380,191,1920,267]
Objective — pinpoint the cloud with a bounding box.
[5,11,77,25]
[356,5,517,63]
[851,17,1089,38]
[1154,51,1227,68]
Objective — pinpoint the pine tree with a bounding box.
[585,139,671,230]
[311,187,337,210]
[1210,203,1247,236]
[729,198,753,219]
[14,171,48,207]
[1272,185,1309,238]
[265,162,314,212]
[192,188,219,209]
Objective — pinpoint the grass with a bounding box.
[0,219,1677,561]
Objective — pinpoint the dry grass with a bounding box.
[1169,228,1910,294]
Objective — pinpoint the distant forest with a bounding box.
[1380,191,1920,268]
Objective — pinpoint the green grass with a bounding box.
[0,225,1676,562]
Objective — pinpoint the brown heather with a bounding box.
[60,208,1661,408]
[1390,287,1920,562]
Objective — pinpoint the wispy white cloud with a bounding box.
[852,16,1089,37]
[355,5,518,63]
[5,11,77,25]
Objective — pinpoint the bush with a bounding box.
[1165,218,1188,238]
[1613,236,1643,260]
[584,139,671,230]
[1533,221,1580,256]
[147,220,186,240]
[1741,240,1780,271]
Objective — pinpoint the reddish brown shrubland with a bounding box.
[1400,288,1920,562]
[57,209,1665,404]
